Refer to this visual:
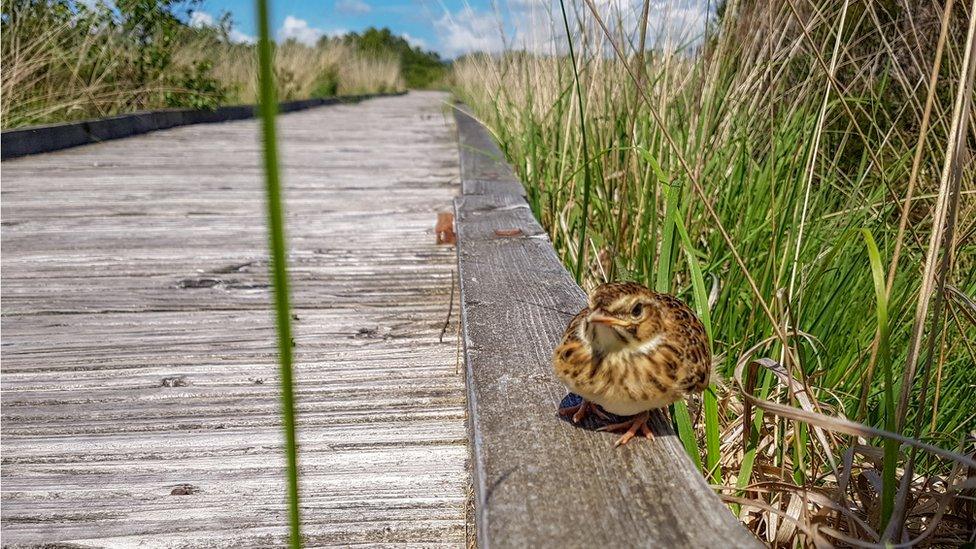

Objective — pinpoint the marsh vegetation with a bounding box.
[453,1,975,545]
[1,1,447,128]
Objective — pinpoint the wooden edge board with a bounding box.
[452,104,761,548]
[0,91,407,160]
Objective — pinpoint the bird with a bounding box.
[552,281,711,446]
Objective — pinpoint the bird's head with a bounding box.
[585,281,663,355]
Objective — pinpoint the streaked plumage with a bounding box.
[553,281,711,446]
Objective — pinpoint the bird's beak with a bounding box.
[588,309,622,326]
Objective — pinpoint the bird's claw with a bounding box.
[597,411,653,446]
[558,400,610,424]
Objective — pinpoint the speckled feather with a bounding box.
[553,282,710,417]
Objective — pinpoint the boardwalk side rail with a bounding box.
[1,92,406,160]
[452,105,761,547]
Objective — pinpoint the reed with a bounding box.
[179,39,402,104]
[453,0,975,544]
[0,3,403,129]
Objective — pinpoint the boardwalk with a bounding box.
[1,91,469,546]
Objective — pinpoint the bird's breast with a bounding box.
[558,348,681,415]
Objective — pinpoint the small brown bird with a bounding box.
[553,281,711,446]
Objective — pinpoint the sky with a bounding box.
[189,0,501,58]
[188,1,711,59]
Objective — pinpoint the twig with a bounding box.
[440,269,456,343]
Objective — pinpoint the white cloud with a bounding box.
[277,16,348,45]
[434,7,505,58]
[401,32,427,51]
[189,10,215,28]
[189,10,255,44]
[631,0,707,47]
[278,15,323,45]
[433,2,567,57]
[431,0,708,58]
[508,2,564,54]
[76,0,113,10]
[228,28,256,44]
[591,0,708,48]
[335,0,371,15]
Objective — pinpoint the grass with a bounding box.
[452,0,975,544]
[179,39,403,105]
[254,0,301,545]
[557,0,596,283]
[0,2,404,129]
[861,228,898,531]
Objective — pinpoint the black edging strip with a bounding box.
[1,91,406,160]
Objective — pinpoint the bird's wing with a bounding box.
[655,293,712,394]
[677,335,711,393]
[561,307,589,343]
[552,307,593,382]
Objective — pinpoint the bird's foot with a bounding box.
[558,400,610,424]
[597,411,653,446]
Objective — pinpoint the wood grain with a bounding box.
[1,91,470,547]
[452,105,761,548]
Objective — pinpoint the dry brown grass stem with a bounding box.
[735,358,976,470]
[896,0,976,433]
[580,0,800,365]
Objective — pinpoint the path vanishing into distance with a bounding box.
[1,91,471,546]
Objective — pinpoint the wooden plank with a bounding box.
[1,91,470,546]
[452,106,761,547]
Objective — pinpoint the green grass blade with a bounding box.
[655,181,679,293]
[557,0,595,283]
[861,228,897,534]
[645,150,701,469]
[673,207,720,483]
[671,208,712,337]
[672,400,703,471]
[655,180,699,466]
[701,389,720,483]
[255,0,302,546]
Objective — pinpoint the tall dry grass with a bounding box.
[0,10,170,127]
[453,0,975,545]
[0,4,403,128]
[178,40,402,104]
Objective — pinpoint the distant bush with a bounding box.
[338,27,449,89]
[166,60,225,109]
[310,67,340,98]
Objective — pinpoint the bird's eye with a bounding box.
[631,303,643,317]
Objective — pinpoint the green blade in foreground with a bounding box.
[255,0,303,546]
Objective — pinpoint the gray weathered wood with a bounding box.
[1,91,470,547]
[453,105,761,548]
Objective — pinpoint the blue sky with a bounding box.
[187,1,709,59]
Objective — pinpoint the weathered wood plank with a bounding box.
[452,106,760,547]
[1,91,470,547]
